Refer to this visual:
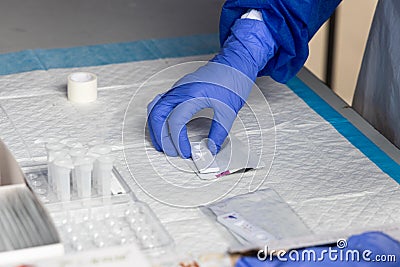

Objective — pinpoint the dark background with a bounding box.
[0,0,224,53]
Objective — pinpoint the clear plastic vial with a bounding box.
[45,143,66,189]
[93,155,114,196]
[53,158,73,201]
[73,156,94,198]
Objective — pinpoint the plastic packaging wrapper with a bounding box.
[205,188,312,250]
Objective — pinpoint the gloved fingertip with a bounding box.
[208,138,220,155]
[178,142,192,159]
[164,148,179,157]
[147,93,165,115]
[169,123,192,159]
[149,136,162,152]
[160,135,179,157]
[181,151,191,159]
[153,145,163,152]
[208,117,231,156]
[147,120,162,152]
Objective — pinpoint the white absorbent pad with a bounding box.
[0,55,399,256]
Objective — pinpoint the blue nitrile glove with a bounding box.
[147,17,276,158]
[236,232,400,267]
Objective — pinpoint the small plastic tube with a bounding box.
[69,147,88,161]
[74,156,94,199]
[46,143,65,184]
[46,144,68,190]
[53,158,73,201]
[50,150,69,189]
[69,147,88,193]
[93,155,114,196]
[90,144,112,189]
[46,143,65,155]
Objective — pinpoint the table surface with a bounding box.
[0,37,399,264]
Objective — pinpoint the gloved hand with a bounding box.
[236,231,400,267]
[147,16,276,158]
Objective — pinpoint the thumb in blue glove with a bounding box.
[147,17,276,158]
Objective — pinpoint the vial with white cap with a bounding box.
[46,143,68,190]
[69,147,88,162]
[74,156,94,199]
[69,147,88,193]
[60,137,83,149]
[53,158,74,202]
[89,144,112,189]
[93,155,114,196]
[46,142,65,166]
[49,149,69,191]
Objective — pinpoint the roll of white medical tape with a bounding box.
[67,72,97,103]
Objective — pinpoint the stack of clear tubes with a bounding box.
[23,138,174,254]
[44,139,114,201]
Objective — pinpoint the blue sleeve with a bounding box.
[219,0,342,83]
